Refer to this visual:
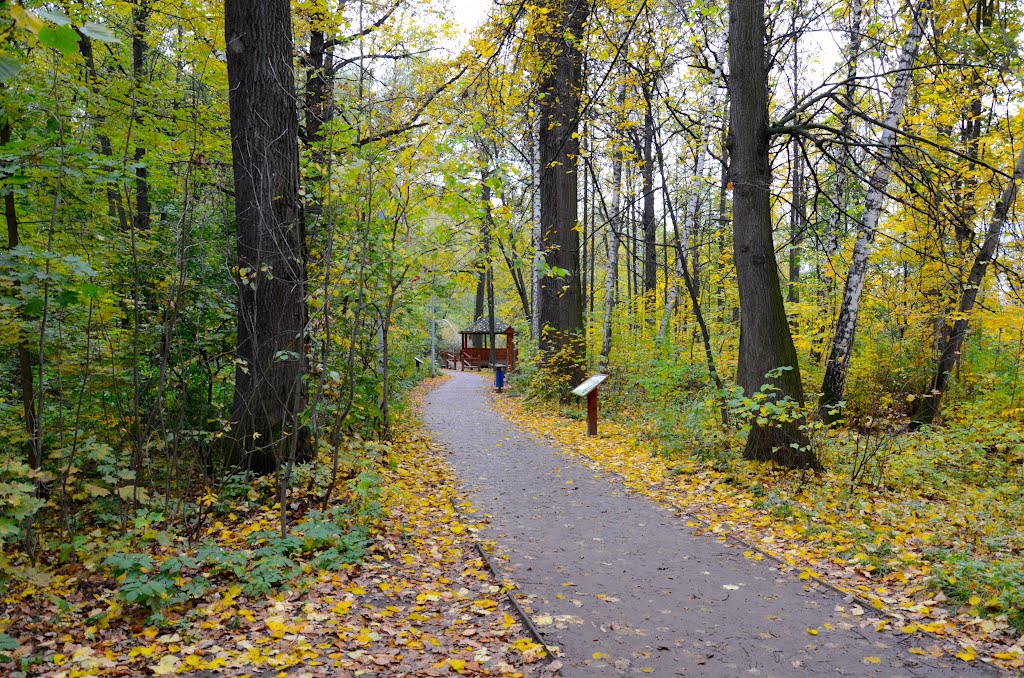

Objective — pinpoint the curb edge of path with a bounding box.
[448,497,563,670]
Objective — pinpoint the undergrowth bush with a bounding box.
[102,467,380,624]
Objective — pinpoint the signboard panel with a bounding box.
[571,373,607,398]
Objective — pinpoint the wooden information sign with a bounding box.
[571,374,607,398]
[572,374,607,436]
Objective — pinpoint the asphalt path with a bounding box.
[423,370,1000,678]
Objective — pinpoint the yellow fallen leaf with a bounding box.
[592,652,609,659]
[956,648,977,662]
[909,648,925,656]
[151,655,181,676]
[864,656,881,664]
[807,628,818,636]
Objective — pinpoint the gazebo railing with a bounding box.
[458,347,516,370]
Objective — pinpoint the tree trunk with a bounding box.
[786,0,804,308]
[825,0,864,256]
[304,27,333,147]
[819,2,926,422]
[660,44,725,339]
[910,145,1024,428]
[225,0,310,473]
[536,0,590,395]
[641,85,657,300]
[482,163,497,366]
[472,271,485,347]
[2,117,40,470]
[76,29,129,230]
[495,227,531,322]
[531,111,542,341]
[599,83,626,366]
[131,3,152,231]
[729,0,816,468]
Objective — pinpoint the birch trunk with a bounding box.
[641,85,657,298]
[531,110,542,341]
[659,44,725,340]
[599,82,627,365]
[819,2,926,421]
[825,0,865,255]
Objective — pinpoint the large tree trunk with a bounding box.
[729,0,816,468]
[818,2,926,422]
[225,0,310,473]
[536,0,590,395]
[910,145,1024,428]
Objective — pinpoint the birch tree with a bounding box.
[818,1,928,422]
[659,42,725,340]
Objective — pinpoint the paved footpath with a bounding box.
[423,371,1002,678]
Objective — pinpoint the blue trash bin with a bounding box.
[494,365,505,391]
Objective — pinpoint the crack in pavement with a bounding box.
[423,371,1002,677]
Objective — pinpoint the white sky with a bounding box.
[444,0,493,48]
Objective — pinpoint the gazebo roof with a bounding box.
[460,317,514,334]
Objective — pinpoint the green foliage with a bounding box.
[105,504,370,620]
[936,552,1024,634]
[0,461,45,552]
[0,633,18,664]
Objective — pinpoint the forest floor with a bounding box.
[424,369,1022,676]
[0,376,558,677]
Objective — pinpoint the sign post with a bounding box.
[572,374,608,436]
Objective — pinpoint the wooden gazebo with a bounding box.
[457,317,516,370]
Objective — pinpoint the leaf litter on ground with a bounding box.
[0,376,557,677]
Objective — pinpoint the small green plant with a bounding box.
[723,367,825,469]
[934,551,1024,634]
[103,553,177,616]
